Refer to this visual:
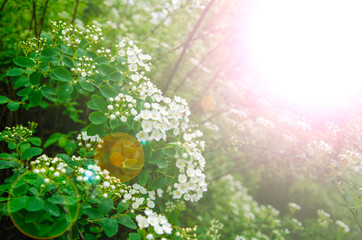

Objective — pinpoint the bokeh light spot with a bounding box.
[95,132,144,182]
[201,95,216,111]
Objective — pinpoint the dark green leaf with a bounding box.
[14,77,30,89]
[7,102,20,111]
[25,210,43,223]
[168,209,179,225]
[58,83,73,102]
[0,160,18,169]
[14,56,35,68]
[57,153,80,167]
[116,215,136,229]
[8,196,29,212]
[44,201,60,217]
[41,47,58,58]
[29,71,42,85]
[117,202,127,213]
[104,218,118,237]
[47,195,78,205]
[89,111,108,125]
[20,147,42,160]
[44,133,63,148]
[95,56,108,65]
[99,85,117,98]
[7,68,25,76]
[29,89,42,106]
[127,233,141,240]
[100,64,114,76]
[99,198,115,216]
[24,196,44,212]
[53,67,73,82]
[62,56,74,68]
[83,208,104,220]
[91,95,107,111]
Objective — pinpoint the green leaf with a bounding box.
[62,56,74,68]
[44,133,63,148]
[44,201,60,217]
[24,196,44,212]
[14,56,35,68]
[104,218,118,237]
[47,195,78,205]
[29,89,42,106]
[7,102,20,111]
[77,48,87,57]
[7,68,25,76]
[117,202,127,213]
[0,153,17,160]
[150,150,167,168]
[91,95,107,111]
[99,85,117,98]
[25,210,43,223]
[53,67,73,82]
[0,160,18,169]
[109,72,123,82]
[79,79,94,92]
[100,64,114,76]
[86,123,105,137]
[29,137,41,146]
[89,111,108,125]
[116,215,136,229]
[137,170,147,186]
[95,56,108,65]
[8,196,29,212]
[57,153,80,167]
[83,208,104,220]
[41,47,58,58]
[150,175,169,190]
[29,71,42,85]
[127,233,141,240]
[0,96,10,104]
[110,118,121,129]
[58,83,73,102]
[164,148,176,158]
[99,198,115,216]
[20,147,42,160]
[14,77,30,89]
[168,209,179,225]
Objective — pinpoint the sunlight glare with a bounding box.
[244,0,362,107]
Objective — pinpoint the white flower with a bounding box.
[178,174,187,183]
[136,131,148,142]
[110,114,116,120]
[44,178,50,183]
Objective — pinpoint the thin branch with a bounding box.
[39,0,50,35]
[334,181,362,233]
[32,0,38,37]
[0,0,8,12]
[162,0,216,93]
[71,0,79,25]
[174,35,228,92]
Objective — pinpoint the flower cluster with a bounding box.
[317,209,331,227]
[135,209,172,236]
[106,93,137,121]
[77,131,103,151]
[1,122,36,144]
[19,37,47,55]
[206,219,224,240]
[338,149,362,167]
[335,220,350,233]
[70,56,98,83]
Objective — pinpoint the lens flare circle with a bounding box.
[95,132,144,182]
[7,172,79,239]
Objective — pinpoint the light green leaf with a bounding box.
[41,47,58,58]
[53,67,73,82]
[79,79,94,92]
[0,96,10,104]
[150,175,169,190]
[99,85,117,98]
[117,202,127,213]
[29,137,41,146]
[91,95,107,111]
[109,72,123,82]
[58,83,73,102]
[116,215,136,229]
[20,147,42,160]
[0,160,18,169]
[89,111,108,125]
[7,68,25,76]
[14,56,35,68]
[24,196,44,212]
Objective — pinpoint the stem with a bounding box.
[334,181,362,233]
[174,35,229,92]
[162,0,216,93]
[32,0,38,37]
[39,0,50,35]
[0,0,8,12]
[71,0,79,25]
